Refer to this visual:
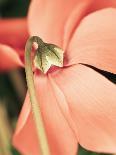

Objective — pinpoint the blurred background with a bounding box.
[0,0,115,155]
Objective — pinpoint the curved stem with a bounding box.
[25,36,51,155]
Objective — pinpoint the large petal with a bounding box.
[28,0,93,47]
[0,18,28,70]
[66,9,116,73]
[50,64,116,153]
[63,0,116,49]
[28,0,116,49]
[13,74,77,155]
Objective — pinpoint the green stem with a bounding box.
[25,36,51,155]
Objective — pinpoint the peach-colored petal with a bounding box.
[28,0,91,47]
[28,0,116,50]
[50,64,116,153]
[64,0,116,49]
[0,44,23,71]
[66,9,116,73]
[13,74,77,155]
[0,18,28,70]
[90,0,116,12]
[0,18,28,51]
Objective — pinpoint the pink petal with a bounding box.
[0,44,23,71]
[28,0,89,47]
[0,18,28,51]
[50,64,116,153]
[66,9,116,73]
[28,0,116,50]
[0,18,28,70]
[63,0,116,49]
[90,0,116,12]
[13,74,77,155]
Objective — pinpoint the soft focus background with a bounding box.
[0,0,115,155]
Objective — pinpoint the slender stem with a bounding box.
[25,36,51,155]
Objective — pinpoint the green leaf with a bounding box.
[34,43,63,73]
